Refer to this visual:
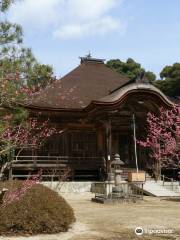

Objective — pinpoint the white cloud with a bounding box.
[66,0,117,20]
[9,0,61,28]
[53,16,121,39]
[8,0,125,39]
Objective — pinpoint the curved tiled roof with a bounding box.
[96,83,174,105]
[27,58,175,111]
[28,59,130,110]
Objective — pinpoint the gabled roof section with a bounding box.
[87,82,174,108]
[28,57,131,110]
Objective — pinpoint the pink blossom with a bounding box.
[1,170,42,208]
[138,105,180,167]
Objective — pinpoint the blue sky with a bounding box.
[7,0,180,78]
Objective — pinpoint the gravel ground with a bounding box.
[1,193,180,240]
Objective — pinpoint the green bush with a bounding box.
[0,181,75,235]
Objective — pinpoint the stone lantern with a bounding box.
[111,154,124,186]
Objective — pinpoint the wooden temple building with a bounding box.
[9,56,175,180]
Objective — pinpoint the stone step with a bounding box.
[135,181,180,197]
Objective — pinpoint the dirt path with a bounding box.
[63,193,180,240]
[1,193,180,240]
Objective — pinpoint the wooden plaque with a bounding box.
[128,172,146,182]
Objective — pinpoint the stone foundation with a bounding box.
[41,181,94,193]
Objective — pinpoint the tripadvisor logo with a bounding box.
[135,227,174,236]
[135,227,144,236]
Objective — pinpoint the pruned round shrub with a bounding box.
[0,181,75,235]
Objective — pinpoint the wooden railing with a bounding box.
[9,155,100,179]
[12,155,100,168]
[0,155,102,180]
[7,156,69,179]
[13,155,69,162]
[11,156,68,170]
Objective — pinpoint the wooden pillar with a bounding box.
[105,120,112,174]
[155,159,161,181]
[97,127,105,180]
[97,128,104,152]
[9,167,12,180]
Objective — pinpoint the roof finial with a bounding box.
[135,71,150,84]
[86,51,92,59]
[79,53,105,64]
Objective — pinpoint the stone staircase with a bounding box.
[135,180,180,197]
[156,181,180,195]
[122,168,180,197]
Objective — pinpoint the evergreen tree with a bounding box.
[154,63,180,97]
[0,0,55,91]
[107,58,156,83]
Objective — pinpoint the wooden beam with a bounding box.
[67,123,94,129]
